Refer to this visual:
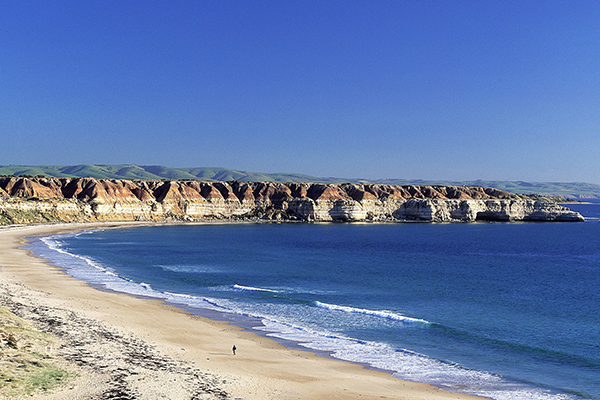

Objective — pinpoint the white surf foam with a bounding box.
[233,284,280,293]
[314,301,430,324]
[254,319,577,400]
[158,264,220,273]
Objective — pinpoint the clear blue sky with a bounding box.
[1,1,599,183]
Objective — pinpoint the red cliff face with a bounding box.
[363,185,408,200]
[252,182,293,202]
[306,184,352,201]
[0,176,525,203]
[341,184,378,201]
[199,182,225,200]
[153,181,206,202]
[65,179,141,203]
[0,177,62,198]
[288,183,309,199]
[129,181,155,202]
[100,180,142,202]
[230,182,255,202]
[212,182,239,201]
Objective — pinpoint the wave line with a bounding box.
[233,284,280,293]
[314,301,430,324]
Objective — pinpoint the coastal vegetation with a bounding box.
[0,209,62,225]
[0,306,71,397]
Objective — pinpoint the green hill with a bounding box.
[1,164,599,200]
[0,165,339,184]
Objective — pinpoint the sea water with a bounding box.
[28,203,600,400]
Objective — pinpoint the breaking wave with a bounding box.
[314,301,430,325]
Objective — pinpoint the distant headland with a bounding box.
[0,175,584,224]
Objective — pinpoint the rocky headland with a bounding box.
[0,176,584,224]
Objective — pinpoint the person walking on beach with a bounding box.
[232,345,236,355]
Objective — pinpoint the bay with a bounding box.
[29,203,600,400]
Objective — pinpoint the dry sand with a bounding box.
[0,222,481,400]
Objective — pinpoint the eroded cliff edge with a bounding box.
[0,176,584,224]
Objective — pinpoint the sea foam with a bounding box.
[233,284,280,293]
[314,301,430,325]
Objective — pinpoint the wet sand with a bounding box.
[0,222,481,400]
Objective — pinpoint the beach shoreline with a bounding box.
[0,222,482,400]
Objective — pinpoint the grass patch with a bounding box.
[0,209,63,225]
[25,366,69,393]
[1,306,72,397]
[0,358,70,396]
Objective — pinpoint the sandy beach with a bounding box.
[0,222,480,400]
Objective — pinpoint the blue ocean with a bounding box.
[29,203,600,400]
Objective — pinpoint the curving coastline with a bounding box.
[0,176,584,223]
[0,222,483,399]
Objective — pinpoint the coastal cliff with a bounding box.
[0,176,584,224]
